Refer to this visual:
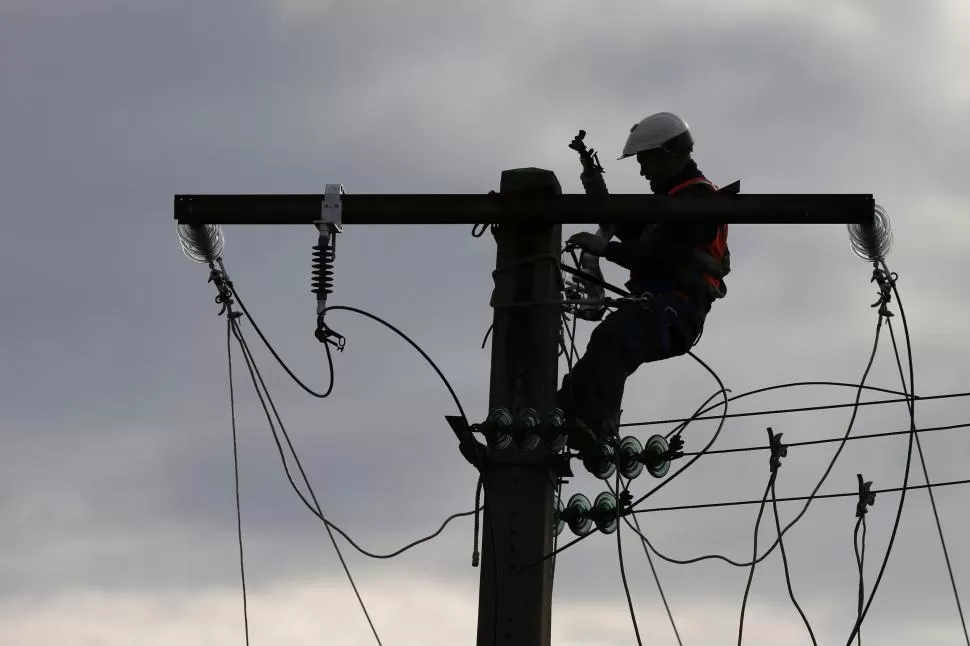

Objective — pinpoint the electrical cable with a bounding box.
[332,508,482,560]
[231,286,336,399]
[770,477,818,645]
[240,286,484,566]
[472,223,493,238]
[233,285,469,420]
[230,281,497,639]
[203,213,969,644]
[846,271,969,646]
[887,316,969,646]
[665,387,732,441]
[226,320,250,646]
[518,346,732,570]
[853,515,867,646]
[620,389,970,428]
[322,305,467,419]
[629,313,887,572]
[628,477,970,514]
[608,479,684,646]
[559,312,649,646]
[844,269,917,646]
[737,477,772,646]
[323,303,496,643]
[230,320,384,646]
[615,471,644,646]
[553,311,581,573]
[626,350,731,510]
[472,477,483,566]
[683,422,970,456]
[479,224,965,643]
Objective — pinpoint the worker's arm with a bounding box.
[603,225,717,269]
[603,223,720,271]
[604,181,721,269]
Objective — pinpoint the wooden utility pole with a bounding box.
[174,172,874,646]
[476,168,563,646]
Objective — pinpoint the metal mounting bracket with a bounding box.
[315,183,344,232]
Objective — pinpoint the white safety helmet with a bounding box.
[618,112,693,160]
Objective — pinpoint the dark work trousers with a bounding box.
[556,289,705,437]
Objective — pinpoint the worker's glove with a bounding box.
[567,232,609,257]
[580,171,608,199]
[570,252,607,321]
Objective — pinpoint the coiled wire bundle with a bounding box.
[847,203,892,263]
[177,223,225,264]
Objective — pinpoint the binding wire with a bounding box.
[847,204,893,263]
[178,223,225,264]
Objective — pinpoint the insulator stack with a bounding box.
[590,492,619,534]
[311,233,336,300]
[542,408,568,453]
[582,441,617,480]
[617,436,645,479]
[478,408,514,450]
[554,492,622,537]
[577,433,683,481]
[557,493,593,537]
[473,408,569,453]
[177,223,225,264]
[847,203,893,263]
[513,408,542,451]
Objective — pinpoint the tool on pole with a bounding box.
[565,130,614,321]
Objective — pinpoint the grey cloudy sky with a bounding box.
[2,0,969,644]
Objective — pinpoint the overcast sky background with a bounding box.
[2,1,970,644]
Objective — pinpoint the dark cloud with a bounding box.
[2,0,969,644]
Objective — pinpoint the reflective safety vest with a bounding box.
[638,175,731,300]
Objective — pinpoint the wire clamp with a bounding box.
[662,434,685,462]
[314,321,346,350]
[767,426,787,474]
[870,265,897,317]
[207,263,240,318]
[856,473,876,518]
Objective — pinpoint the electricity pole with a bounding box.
[475,168,563,646]
[174,171,874,646]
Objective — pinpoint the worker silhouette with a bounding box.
[558,112,731,461]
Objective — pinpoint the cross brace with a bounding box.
[174,192,875,226]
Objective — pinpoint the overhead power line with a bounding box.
[621,391,970,428]
[631,477,970,515]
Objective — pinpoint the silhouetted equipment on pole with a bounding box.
[174,162,878,646]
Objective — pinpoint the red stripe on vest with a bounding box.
[669,176,728,291]
[629,175,727,295]
[668,176,717,195]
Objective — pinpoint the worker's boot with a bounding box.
[581,410,621,478]
[566,411,621,479]
[564,415,599,457]
[600,409,622,444]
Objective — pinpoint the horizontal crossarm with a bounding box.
[174,193,875,226]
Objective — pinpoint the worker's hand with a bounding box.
[567,232,608,257]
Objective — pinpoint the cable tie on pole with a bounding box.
[767,427,787,474]
[856,473,876,518]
